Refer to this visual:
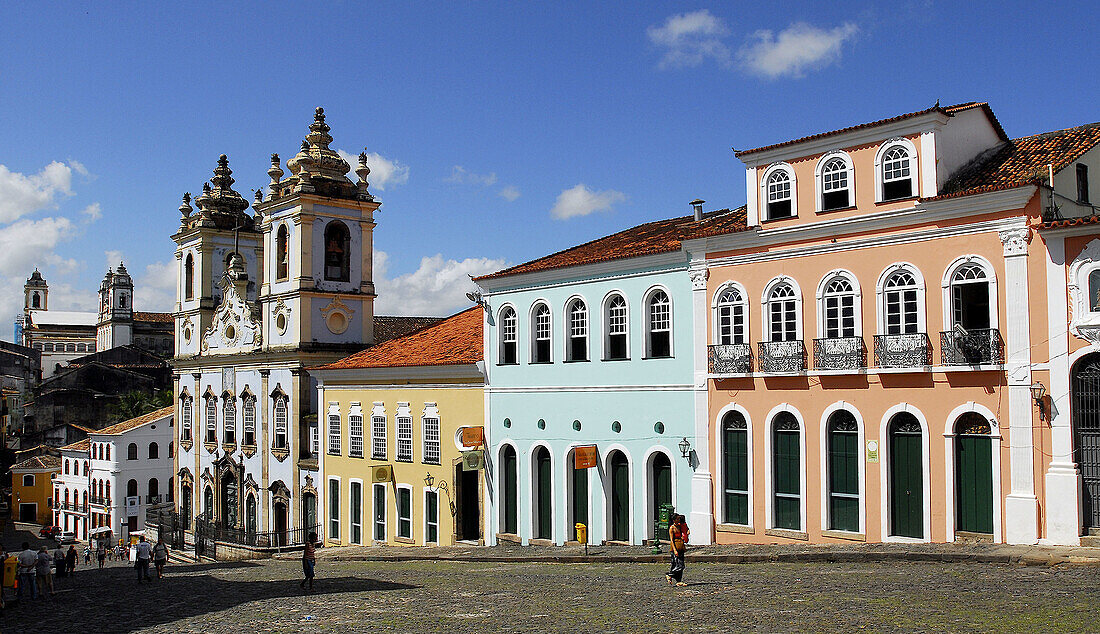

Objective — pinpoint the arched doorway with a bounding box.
[202,486,213,520]
[954,412,994,535]
[501,445,517,534]
[649,452,672,539]
[181,484,192,530]
[533,446,552,540]
[888,413,923,538]
[568,448,588,542]
[826,410,859,532]
[220,472,238,529]
[1073,353,1100,530]
[246,494,257,534]
[273,501,288,547]
[302,492,317,531]
[608,451,629,542]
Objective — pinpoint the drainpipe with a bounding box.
[691,199,705,221]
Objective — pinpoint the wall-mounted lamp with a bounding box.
[423,472,435,489]
[678,437,692,459]
[1030,381,1047,421]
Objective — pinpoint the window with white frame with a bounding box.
[767,284,798,342]
[422,414,440,465]
[223,397,236,445]
[605,294,628,360]
[371,405,387,460]
[1090,269,1100,313]
[181,397,192,442]
[821,276,857,338]
[766,169,794,219]
[883,270,921,334]
[328,478,340,540]
[350,481,362,545]
[532,303,551,363]
[273,397,288,449]
[567,298,588,362]
[397,486,412,539]
[242,397,255,446]
[499,306,518,364]
[373,483,386,541]
[716,287,746,345]
[349,410,364,458]
[948,262,992,331]
[205,397,217,444]
[881,145,914,200]
[647,289,672,358]
[396,409,413,462]
[425,490,439,544]
[819,156,851,211]
[328,408,341,455]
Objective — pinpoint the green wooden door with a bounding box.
[773,414,801,531]
[889,415,923,538]
[956,435,993,534]
[652,453,672,524]
[827,412,859,532]
[610,452,629,541]
[535,447,552,540]
[572,464,588,541]
[723,413,749,525]
[503,446,517,534]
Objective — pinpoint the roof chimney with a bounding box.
[690,199,705,221]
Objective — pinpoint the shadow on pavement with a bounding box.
[2,562,418,633]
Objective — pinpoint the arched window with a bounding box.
[119,294,127,309]
[819,156,851,211]
[127,479,138,497]
[715,287,746,345]
[604,294,628,360]
[243,397,256,446]
[880,145,914,200]
[184,253,194,301]
[882,269,921,335]
[181,397,193,442]
[821,276,857,338]
[105,444,110,461]
[323,221,351,282]
[31,292,41,308]
[205,397,217,444]
[765,169,794,219]
[223,397,236,445]
[566,298,588,362]
[646,289,672,358]
[127,443,138,460]
[1089,269,1100,313]
[83,461,88,476]
[276,224,289,281]
[499,306,518,365]
[64,459,69,475]
[149,442,159,460]
[766,283,798,342]
[168,442,173,458]
[722,410,749,525]
[948,262,992,331]
[246,494,257,534]
[273,397,288,449]
[203,486,213,519]
[148,478,159,501]
[771,412,801,531]
[826,410,859,532]
[531,303,552,363]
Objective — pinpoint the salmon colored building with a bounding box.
[682,103,1100,546]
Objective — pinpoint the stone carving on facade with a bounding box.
[999,227,1031,257]
[272,298,292,335]
[201,275,263,354]
[320,295,355,335]
[302,473,317,497]
[1069,238,1100,349]
[689,268,708,290]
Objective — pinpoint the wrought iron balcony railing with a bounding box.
[940,328,1004,365]
[758,340,806,373]
[873,333,933,368]
[708,343,753,374]
[813,337,866,370]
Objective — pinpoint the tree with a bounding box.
[109,390,171,422]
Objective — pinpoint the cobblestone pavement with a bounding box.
[4,554,1100,632]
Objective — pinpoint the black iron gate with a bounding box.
[194,515,216,560]
[1073,354,1100,530]
[147,507,186,551]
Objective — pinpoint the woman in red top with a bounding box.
[666,514,689,586]
[300,531,318,591]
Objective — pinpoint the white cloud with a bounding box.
[81,202,102,221]
[372,250,509,317]
[498,185,521,202]
[336,149,409,191]
[104,250,125,271]
[0,217,77,274]
[445,165,498,187]
[0,161,79,223]
[647,9,731,69]
[135,260,177,312]
[738,22,859,78]
[549,184,626,220]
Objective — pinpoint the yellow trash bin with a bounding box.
[2,554,17,588]
[574,523,587,545]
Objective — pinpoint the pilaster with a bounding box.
[688,260,714,544]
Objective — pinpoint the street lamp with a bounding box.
[678,437,691,459]
[423,472,434,489]
[1030,381,1047,421]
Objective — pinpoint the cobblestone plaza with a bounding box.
[6,555,1100,632]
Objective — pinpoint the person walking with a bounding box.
[35,546,54,598]
[52,544,67,583]
[83,546,90,566]
[97,546,106,569]
[666,514,689,587]
[16,542,37,602]
[299,531,319,592]
[134,536,153,583]
[152,539,169,580]
[65,546,78,575]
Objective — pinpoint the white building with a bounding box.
[56,439,91,540]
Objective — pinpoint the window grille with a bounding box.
[205,398,217,443]
[328,413,341,455]
[181,399,192,441]
[716,288,745,345]
[823,278,856,338]
[533,304,551,362]
[568,300,587,361]
[881,146,913,199]
[397,416,413,462]
[349,414,364,458]
[648,290,672,357]
[606,295,628,360]
[768,285,798,342]
[500,307,518,364]
[273,398,288,449]
[223,399,236,445]
[423,417,440,465]
[372,415,387,459]
[242,399,255,446]
[884,271,919,335]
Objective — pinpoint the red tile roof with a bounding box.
[95,406,173,435]
[60,438,90,452]
[475,207,748,281]
[316,307,483,370]
[133,312,173,323]
[12,454,61,471]
[1041,215,1100,230]
[937,121,1100,200]
[374,316,445,344]
[735,102,1005,158]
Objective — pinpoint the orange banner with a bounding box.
[574,445,598,469]
[461,426,484,447]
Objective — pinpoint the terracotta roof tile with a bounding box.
[936,122,1100,200]
[1041,214,1100,230]
[133,312,173,323]
[95,406,173,435]
[12,454,61,471]
[736,102,1004,158]
[60,438,90,452]
[475,206,748,281]
[316,307,482,370]
[373,316,445,344]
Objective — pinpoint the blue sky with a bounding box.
[0,1,1097,338]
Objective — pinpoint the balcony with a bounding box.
[873,333,932,368]
[758,340,806,373]
[940,328,1003,366]
[813,337,866,371]
[708,343,753,374]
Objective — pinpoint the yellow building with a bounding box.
[313,307,485,547]
[12,454,60,525]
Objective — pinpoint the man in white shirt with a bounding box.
[133,536,153,583]
[16,542,38,600]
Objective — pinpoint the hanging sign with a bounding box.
[866,440,880,463]
[574,445,598,469]
[461,426,484,447]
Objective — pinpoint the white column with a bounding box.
[688,261,714,544]
[999,227,1039,544]
[1043,235,1082,545]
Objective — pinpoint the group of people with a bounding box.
[3,542,78,604]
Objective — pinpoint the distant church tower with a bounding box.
[24,269,48,311]
[97,263,134,350]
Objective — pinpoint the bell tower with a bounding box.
[24,269,48,311]
[254,107,378,349]
[97,262,134,350]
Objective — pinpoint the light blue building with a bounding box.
[475,204,743,545]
